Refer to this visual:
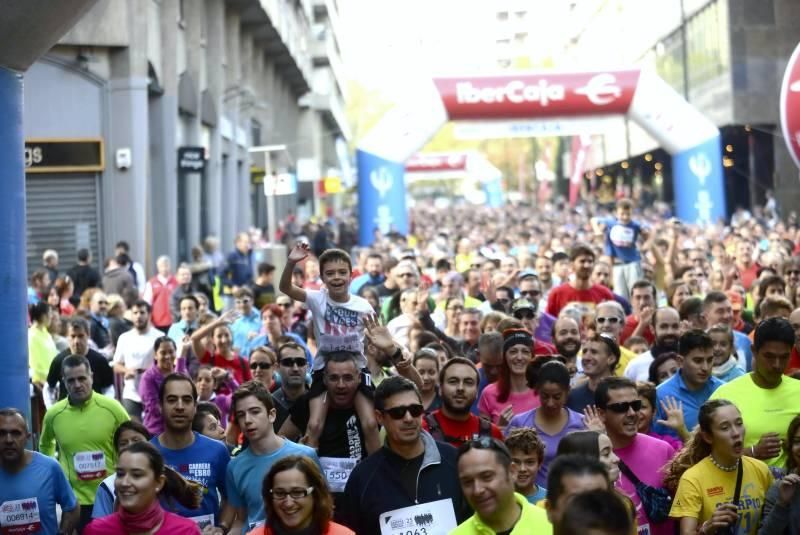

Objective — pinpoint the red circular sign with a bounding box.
[781,41,800,169]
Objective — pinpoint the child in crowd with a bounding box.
[279,244,380,453]
[505,427,547,504]
[592,198,649,301]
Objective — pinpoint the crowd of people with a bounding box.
[5,194,800,534]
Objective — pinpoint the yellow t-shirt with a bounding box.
[709,374,800,467]
[670,457,773,535]
[616,346,635,377]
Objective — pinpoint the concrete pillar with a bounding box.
[105,0,149,267]
[205,0,225,240]
[183,0,203,253]
[221,10,241,249]
[0,0,100,422]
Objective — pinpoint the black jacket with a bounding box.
[338,431,471,535]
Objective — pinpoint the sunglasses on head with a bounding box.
[280,357,307,368]
[381,403,425,420]
[605,400,642,413]
[250,362,273,370]
[459,436,512,461]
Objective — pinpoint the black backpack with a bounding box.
[424,412,492,448]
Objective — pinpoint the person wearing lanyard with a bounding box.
[0,408,79,534]
[246,456,354,535]
[39,354,130,531]
[150,374,230,530]
[338,376,471,535]
[666,399,773,535]
[218,381,318,534]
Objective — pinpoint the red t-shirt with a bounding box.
[737,262,760,291]
[545,283,614,317]
[534,339,556,355]
[620,314,655,346]
[422,410,503,448]
[201,350,252,385]
[786,346,800,374]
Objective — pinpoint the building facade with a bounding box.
[22,0,349,276]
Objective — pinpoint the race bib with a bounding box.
[74,451,107,481]
[320,457,357,493]
[188,514,214,529]
[0,498,41,535]
[379,498,457,535]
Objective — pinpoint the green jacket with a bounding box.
[449,492,553,534]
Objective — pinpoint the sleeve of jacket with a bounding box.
[339,465,366,534]
[758,481,791,535]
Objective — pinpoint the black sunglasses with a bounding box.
[605,400,642,413]
[520,290,541,298]
[250,362,273,370]
[280,357,307,368]
[381,404,424,420]
[514,310,536,320]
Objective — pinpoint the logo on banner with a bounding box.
[370,167,393,199]
[689,153,712,186]
[455,80,566,107]
[695,191,713,224]
[574,73,622,105]
[375,205,393,234]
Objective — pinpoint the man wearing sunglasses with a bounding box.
[511,299,556,356]
[340,376,470,534]
[596,376,676,534]
[271,342,310,430]
[594,301,636,376]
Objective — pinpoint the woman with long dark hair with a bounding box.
[759,414,800,534]
[84,442,202,534]
[247,455,354,535]
[478,329,539,427]
[665,399,773,535]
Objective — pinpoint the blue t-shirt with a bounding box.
[734,331,753,371]
[526,485,547,505]
[472,367,490,415]
[231,311,262,354]
[602,218,643,263]
[0,452,77,534]
[653,371,724,438]
[225,439,319,533]
[151,433,230,527]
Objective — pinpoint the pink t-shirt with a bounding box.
[84,511,201,535]
[477,382,540,424]
[614,433,676,535]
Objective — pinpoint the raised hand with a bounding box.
[288,242,310,263]
[753,432,783,460]
[778,473,800,506]
[656,396,687,433]
[583,405,605,432]
[218,309,239,324]
[416,289,430,313]
[497,405,515,428]
[363,314,396,353]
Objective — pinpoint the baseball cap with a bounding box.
[511,298,537,314]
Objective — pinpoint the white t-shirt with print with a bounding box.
[305,288,372,370]
[113,326,164,402]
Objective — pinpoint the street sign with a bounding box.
[24,138,104,173]
[263,172,297,196]
[780,40,800,169]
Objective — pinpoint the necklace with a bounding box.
[709,455,738,472]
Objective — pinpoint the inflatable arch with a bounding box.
[356,69,727,245]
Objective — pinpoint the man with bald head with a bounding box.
[623,307,681,382]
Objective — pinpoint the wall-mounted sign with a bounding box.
[24,138,104,173]
[178,146,206,172]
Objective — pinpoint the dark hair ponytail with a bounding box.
[119,442,203,510]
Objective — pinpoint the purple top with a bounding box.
[647,430,683,452]
[505,407,586,487]
[199,376,239,428]
[139,365,167,435]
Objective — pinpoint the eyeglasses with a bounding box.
[605,400,643,413]
[596,317,621,325]
[788,270,800,276]
[98,301,108,305]
[250,362,273,370]
[447,305,464,312]
[269,487,315,500]
[519,290,541,299]
[381,403,425,419]
[514,310,536,320]
[280,357,307,368]
[235,299,252,304]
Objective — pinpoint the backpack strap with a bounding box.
[424,413,445,443]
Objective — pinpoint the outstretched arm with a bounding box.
[279,243,310,302]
